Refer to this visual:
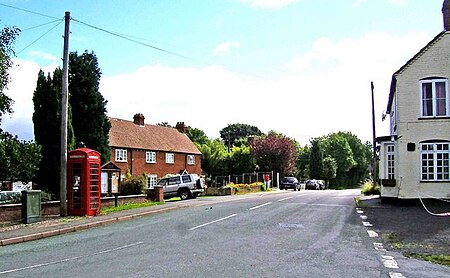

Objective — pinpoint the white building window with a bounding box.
[386,144,395,180]
[420,79,449,117]
[187,155,195,165]
[166,153,174,164]
[147,174,157,189]
[146,151,156,163]
[420,142,450,181]
[115,149,127,162]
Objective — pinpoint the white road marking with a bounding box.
[249,202,273,210]
[373,242,386,251]
[0,241,143,275]
[360,215,367,220]
[367,230,379,237]
[277,196,294,202]
[382,255,399,269]
[362,221,373,227]
[389,272,406,278]
[189,214,237,230]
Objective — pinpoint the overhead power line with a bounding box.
[17,19,64,55]
[21,19,63,32]
[71,18,194,61]
[0,3,60,20]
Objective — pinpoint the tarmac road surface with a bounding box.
[0,189,448,277]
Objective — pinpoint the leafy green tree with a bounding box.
[0,25,20,128]
[186,126,209,145]
[0,133,41,183]
[69,51,111,162]
[157,122,171,127]
[228,145,256,174]
[220,123,262,150]
[322,156,337,188]
[309,139,323,179]
[249,133,298,177]
[33,69,76,197]
[196,138,229,176]
[296,144,310,178]
[319,132,370,188]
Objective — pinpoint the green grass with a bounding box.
[407,253,450,267]
[101,201,163,215]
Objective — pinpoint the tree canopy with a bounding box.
[220,123,262,150]
[69,51,111,162]
[0,25,20,128]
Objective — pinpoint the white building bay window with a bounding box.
[421,142,450,181]
[386,145,395,180]
[420,79,449,117]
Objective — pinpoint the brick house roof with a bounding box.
[109,117,201,155]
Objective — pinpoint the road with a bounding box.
[0,190,406,277]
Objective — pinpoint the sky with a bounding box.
[0,0,445,145]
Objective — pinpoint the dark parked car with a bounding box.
[305,179,325,190]
[280,177,300,191]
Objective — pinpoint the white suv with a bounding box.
[156,174,204,200]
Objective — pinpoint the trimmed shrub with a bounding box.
[120,175,145,195]
[361,181,380,196]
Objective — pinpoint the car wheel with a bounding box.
[179,189,190,200]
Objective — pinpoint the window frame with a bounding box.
[420,142,450,182]
[420,79,449,118]
[187,155,195,165]
[147,174,157,189]
[165,153,175,164]
[146,151,156,164]
[115,149,127,162]
[386,144,395,180]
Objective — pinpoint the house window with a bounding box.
[147,174,157,189]
[420,79,449,117]
[386,144,395,180]
[420,142,450,181]
[166,153,174,164]
[146,151,156,163]
[187,155,195,165]
[115,149,127,162]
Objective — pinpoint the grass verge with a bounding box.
[101,201,163,215]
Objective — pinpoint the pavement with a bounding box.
[358,196,450,259]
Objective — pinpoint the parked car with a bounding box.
[280,177,300,191]
[305,179,325,190]
[156,174,204,200]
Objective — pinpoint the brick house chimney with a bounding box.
[133,113,145,126]
[443,0,450,31]
[175,122,187,133]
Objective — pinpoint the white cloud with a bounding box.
[4,31,432,146]
[352,0,367,7]
[352,0,405,7]
[29,51,60,63]
[212,41,241,56]
[2,59,58,140]
[240,0,300,9]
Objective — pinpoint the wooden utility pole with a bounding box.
[60,11,70,216]
[371,81,377,184]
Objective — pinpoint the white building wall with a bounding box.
[392,33,450,199]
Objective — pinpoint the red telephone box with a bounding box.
[67,148,101,216]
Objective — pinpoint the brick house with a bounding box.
[108,113,202,188]
[378,1,450,200]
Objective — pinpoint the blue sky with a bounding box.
[0,0,445,144]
